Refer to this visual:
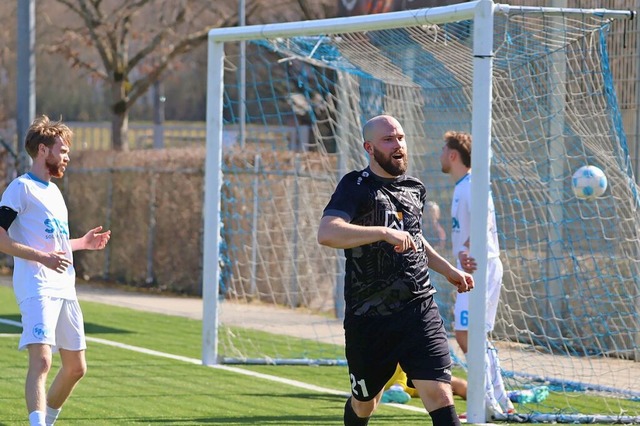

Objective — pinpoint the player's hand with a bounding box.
[82,226,111,250]
[384,229,417,253]
[447,268,474,293]
[458,251,477,273]
[43,251,72,273]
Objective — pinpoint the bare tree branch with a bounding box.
[46,0,329,149]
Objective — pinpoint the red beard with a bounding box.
[373,147,408,176]
[45,153,65,179]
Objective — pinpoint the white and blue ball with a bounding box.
[572,165,607,200]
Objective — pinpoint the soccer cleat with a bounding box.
[508,386,550,404]
[505,408,529,423]
[458,409,528,423]
[487,401,506,421]
[459,402,505,422]
[381,385,412,404]
[461,400,526,422]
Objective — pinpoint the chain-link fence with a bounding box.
[62,148,206,294]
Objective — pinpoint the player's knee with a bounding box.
[351,397,378,418]
[66,362,87,382]
[432,389,454,407]
[451,377,468,400]
[415,380,455,410]
[29,355,53,376]
[28,348,53,376]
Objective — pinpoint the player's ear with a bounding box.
[363,141,373,154]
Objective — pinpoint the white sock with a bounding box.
[45,406,61,425]
[28,410,46,426]
[487,340,514,412]
[484,351,502,414]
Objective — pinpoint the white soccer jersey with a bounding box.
[1,173,76,304]
[450,173,500,262]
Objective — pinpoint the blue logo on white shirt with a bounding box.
[44,218,69,235]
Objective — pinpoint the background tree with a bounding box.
[47,0,258,151]
[0,0,336,151]
[0,2,16,125]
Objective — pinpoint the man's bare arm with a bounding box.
[0,228,70,273]
[318,215,417,252]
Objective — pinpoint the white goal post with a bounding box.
[203,1,638,423]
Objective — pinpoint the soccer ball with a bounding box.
[571,165,607,200]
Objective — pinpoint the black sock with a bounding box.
[429,405,461,426]
[343,397,370,426]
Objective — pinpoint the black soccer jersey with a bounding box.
[323,167,436,317]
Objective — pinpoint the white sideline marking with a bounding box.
[0,318,21,327]
[0,317,425,413]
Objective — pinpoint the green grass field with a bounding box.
[0,285,449,425]
[1,284,635,425]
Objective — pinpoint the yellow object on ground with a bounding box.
[384,364,419,397]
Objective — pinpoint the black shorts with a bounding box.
[344,297,452,402]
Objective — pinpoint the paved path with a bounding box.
[76,280,346,346]
[0,275,346,346]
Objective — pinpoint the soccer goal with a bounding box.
[203,1,639,422]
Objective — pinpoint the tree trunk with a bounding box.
[111,72,130,151]
[111,110,129,151]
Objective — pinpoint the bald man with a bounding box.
[318,115,474,426]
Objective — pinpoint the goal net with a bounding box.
[204,1,639,422]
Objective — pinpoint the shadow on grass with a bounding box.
[0,314,21,334]
[245,392,349,402]
[0,314,131,335]
[84,322,132,334]
[68,414,425,425]
[63,393,425,424]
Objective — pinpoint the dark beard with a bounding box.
[45,154,65,178]
[373,147,408,176]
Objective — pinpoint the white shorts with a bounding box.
[454,257,503,332]
[19,296,86,352]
